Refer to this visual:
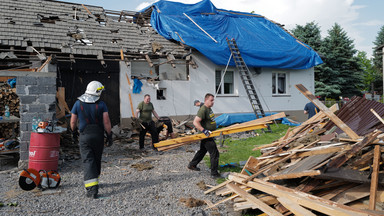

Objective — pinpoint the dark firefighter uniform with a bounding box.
[71,100,108,197]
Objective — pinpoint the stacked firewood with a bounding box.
[204,85,384,215]
[0,83,20,139]
[0,83,19,117]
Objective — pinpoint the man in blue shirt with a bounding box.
[70,81,112,199]
[304,102,320,119]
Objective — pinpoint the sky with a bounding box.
[61,0,384,58]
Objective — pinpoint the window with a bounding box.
[272,72,287,95]
[215,70,234,95]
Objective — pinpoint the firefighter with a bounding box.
[70,80,112,199]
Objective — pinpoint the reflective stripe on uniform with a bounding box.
[84,178,99,188]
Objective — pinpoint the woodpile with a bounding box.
[0,83,19,117]
[0,82,20,139]
[204,85,384,215]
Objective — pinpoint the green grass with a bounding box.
[204,123,293,183]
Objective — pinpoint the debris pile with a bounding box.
[204,85,384,215]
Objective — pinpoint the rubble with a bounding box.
[204,86,384,215]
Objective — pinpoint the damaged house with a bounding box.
[0,0,322,164]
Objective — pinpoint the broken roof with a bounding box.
[149,0,323,69]
[0,0,185,57]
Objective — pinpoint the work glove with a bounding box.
[105,132,113,147]
[202,129,212,137]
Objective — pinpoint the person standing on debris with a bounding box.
[135,94,160,150]
[193,99,204,108]
[304,102,320,119]
[188,93,220,178]
[70,81,112,199]
[156,116,175,140]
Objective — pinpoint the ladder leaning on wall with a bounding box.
[226,38,271,132]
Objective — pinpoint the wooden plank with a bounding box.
[229,173,377,216]
[327,130,381,168]
[316,167,384,184]
[37,55,52,72]
[56,87,70,113]
[294,145,351,158]
[243,145,304,183]
[277,197,316,216]
[264,170,321,181]
[154,123,267,148]
[320,183,358,200]
[370,109,384,125]
[226,112,286,129]
[331,184,370,205]
[295,84,359,139]
[204,200,218,211]
[204,180,231,194]
[369,145,381,210]
[241,156,259,175]
[226,183,284,216]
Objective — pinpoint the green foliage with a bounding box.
[357,51,380,93]
[373,26,384,72]
[291,21,322,51]
[372,26,384,94]
[316,23,363,98]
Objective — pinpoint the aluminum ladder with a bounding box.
[226,38,271,131]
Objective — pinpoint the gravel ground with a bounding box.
[0,138,236,216]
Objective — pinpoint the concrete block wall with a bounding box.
[16,75,56,168]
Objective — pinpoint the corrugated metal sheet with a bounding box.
[324,96,384,136]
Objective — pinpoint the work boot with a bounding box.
[86,185,98,199]
[187,164,200,171]
[211,172,221,179]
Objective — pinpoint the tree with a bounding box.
[357,51,378,94]
[373,26,384,72]
[316,23,363,98]
[372,26,384,94]
[291,21,322,51]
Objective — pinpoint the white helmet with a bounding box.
[85,81,104,96]
[78,81,104,103]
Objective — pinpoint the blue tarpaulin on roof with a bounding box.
[215,112,300,128]
[149,0,323,69]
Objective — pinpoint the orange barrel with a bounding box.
[28,132,60,171]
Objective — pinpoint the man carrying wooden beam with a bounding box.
[187,93,221,178]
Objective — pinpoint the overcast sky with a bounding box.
[62,0,384,58]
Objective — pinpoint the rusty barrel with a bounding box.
[28,132,60,171]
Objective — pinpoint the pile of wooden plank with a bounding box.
[204,84,384,215]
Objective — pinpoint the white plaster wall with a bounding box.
[189,53,315,114]
[119,53,315,120]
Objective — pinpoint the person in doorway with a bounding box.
[304,102,320,119]
[156,116,176,140]
[193,99,204,108]
[70,81,112,199]
[188,93,220,178]
[135,94,160,150]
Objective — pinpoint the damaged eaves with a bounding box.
[0,0,188,67]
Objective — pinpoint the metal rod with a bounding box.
[183,13,217,43]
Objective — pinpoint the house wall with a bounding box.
[119,53,315,127]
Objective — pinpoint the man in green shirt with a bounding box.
[188,93,220,178]
[135,94,160,150]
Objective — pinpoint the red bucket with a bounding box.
[28,132,60,171]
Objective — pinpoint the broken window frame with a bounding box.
[272,72,289,96]
[215,69,235,96]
